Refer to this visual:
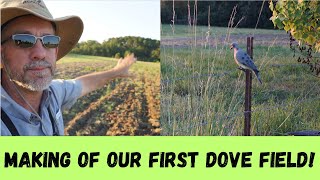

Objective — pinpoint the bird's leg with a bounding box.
[238,66,246,72]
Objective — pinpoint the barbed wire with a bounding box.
[160,63,315,86]
[161,79,320,136]
[161,71,231,85]
[161,36,319,135]
[161,0,319,135]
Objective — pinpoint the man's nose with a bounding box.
[29,39,46,61]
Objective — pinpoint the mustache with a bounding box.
[23,60,53,70]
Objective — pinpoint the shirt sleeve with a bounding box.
[49,79,83,110]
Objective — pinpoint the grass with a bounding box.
[58,53,115,63]
[58,53,160,74]
[161,24,287,39]
[161,24,320,136]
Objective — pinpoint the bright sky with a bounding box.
[45,0,160,42]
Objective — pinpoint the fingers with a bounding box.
[125,53,137,62]
[114,54,137,78]
[127,53,135,60]
[117,58,123,66]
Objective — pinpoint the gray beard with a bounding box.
[12,71,53,91]
[6,60,55,92]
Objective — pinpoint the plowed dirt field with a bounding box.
[56,55,160,136]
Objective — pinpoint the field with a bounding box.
[55,54,160,136]
[161,24,320,136]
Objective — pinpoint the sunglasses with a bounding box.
[1,34,61,48]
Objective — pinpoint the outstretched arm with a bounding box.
[75,54,137,97]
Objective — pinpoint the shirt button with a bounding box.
[30,114,40,124]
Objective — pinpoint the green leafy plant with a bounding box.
[269,0,320,76]
[270,0,319,51]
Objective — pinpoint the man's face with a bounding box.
[1,15,58,91]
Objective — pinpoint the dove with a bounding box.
[230,42,262,84]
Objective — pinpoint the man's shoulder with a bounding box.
[50,79,82,90]
[48,79,82,110]
[50,79,67,86]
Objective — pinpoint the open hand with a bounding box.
[113,53,137,78]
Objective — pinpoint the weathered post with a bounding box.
[244,37,253,136]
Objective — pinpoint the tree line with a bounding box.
[71,36,160,62]
[161,1,274,29]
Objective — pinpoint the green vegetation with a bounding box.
[270,0,320,52]
[55,54,160,135]
[161,24,286,39]
[58,54,115,63]
[269,0,320,77]
[161,1,274,29]
[70,36,160,62]
[161,24,320,136]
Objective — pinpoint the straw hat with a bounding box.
[1,0,83,60]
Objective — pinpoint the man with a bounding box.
[0,0,136,136]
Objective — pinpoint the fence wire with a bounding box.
[161,63,316,86]
[162,96,319,134]
[161,71,231,85]
[160,72,320,135]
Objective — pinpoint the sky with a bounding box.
[46,0,160,42]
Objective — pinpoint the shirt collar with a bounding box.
[1,85,52,123]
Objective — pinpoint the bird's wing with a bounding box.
[235,49,258,71]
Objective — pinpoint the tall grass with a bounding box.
[161,20,319,135]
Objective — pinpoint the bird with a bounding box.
[230,42,262,84]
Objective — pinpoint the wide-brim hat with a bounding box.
[1,0,83,60]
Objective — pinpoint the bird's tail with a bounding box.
[253,70,262,84]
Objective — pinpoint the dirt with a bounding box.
[55,61,160,136]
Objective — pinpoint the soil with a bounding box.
[55,61,160,136]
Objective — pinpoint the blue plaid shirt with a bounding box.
[1,79,82,136]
